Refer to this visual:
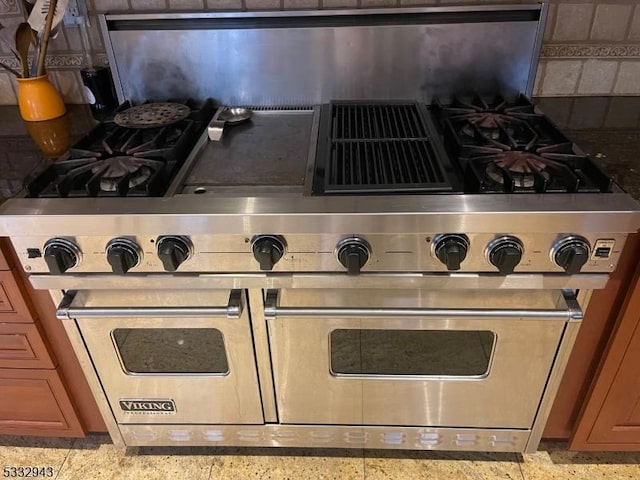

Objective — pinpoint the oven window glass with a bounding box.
[330,329,494,376]
[112,328,229,374]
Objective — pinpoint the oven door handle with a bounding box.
[56,289,244,319]
[263,290,583,320]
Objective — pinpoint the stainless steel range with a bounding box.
[1,5,639,454]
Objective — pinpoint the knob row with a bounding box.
[434,234,590,274]
[41,234,592,275]
[44,236,193,275]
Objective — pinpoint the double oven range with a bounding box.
[1,5,639,453]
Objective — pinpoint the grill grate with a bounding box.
[318,103,452,194]
[333,104,429,139]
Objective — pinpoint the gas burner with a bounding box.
[430,94,614,194]
[26,156,166,197]
[485,151,552,188]
[432,95,570,157]
[432,95,539,119]
[91,157,154,193]
[73,122,192,160]
[459,113,526,141]
[25,98,215,198]
[466,144,613,194]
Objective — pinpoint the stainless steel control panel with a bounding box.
[11,232,628,275]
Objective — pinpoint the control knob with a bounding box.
[157,236,192,272]
[487,236,523,275]
[106,238,142,274]
[43,238,81,274]
[433,234,469,271]
[252,235,286,271]
[553,236,590,275]
[337,237,371,276]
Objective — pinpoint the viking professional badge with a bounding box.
[119,399,176,414]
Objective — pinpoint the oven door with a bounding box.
[265,288,582,429]
[58,289,263,425]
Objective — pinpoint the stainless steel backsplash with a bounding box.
[102,6,545,105]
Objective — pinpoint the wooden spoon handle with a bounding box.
[36,0,57,77]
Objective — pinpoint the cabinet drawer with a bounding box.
[0,323,55,369]
[0,368,84,437]
[0,240,14,271]
[0,270,36,323]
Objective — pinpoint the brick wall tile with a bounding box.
[543,3,556,43]
[245,0,281,9]
[64,25,84,53]
[553,3,594,41]
[169,0,204,9]
[400,1,436,5]
[47,27,70,53]
[614,61,640,95]
[629,6,640,41]
[91,0,130,11]
[0,1,21,15]
[205,0,243,9]
[130,0,168,10]
[361,0,398,7]
[284,0,319,8]
[0,73,16,105]
[87,15,105,52]
[323,0,358,8]
[541,60,583,96]
[577,60,618,95]
[590,4,633,42]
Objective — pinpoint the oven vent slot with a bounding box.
[455,433,479,447]
[130,430,157,442]
[490,434,519,448]
[344,431,369,445]
[381,432,407,446]
[270,429,297,442]
[167,429,191,442]
[202,430,225,442]
[308,431,335,443]
[418,432,442,446]
[318,102,453,194]
[237,429,263,443]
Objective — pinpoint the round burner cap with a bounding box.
[114,102,191,129]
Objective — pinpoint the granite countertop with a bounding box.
[1,98,639,202]
[567,129,640,200]
[0,105,96,201]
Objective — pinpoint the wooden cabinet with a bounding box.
[0,270,37,323]
[0,322,55,369]
[0,241,87,437]
[543,234,640,440]
[570,259,640,450]
[0,368,83,436]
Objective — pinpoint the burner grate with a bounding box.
[431,95,614,194]
[316,102,452,194]
[26,98,215,198]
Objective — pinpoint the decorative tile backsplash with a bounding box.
[2,0,640,104]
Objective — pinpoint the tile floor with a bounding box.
[2,436,640,479]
